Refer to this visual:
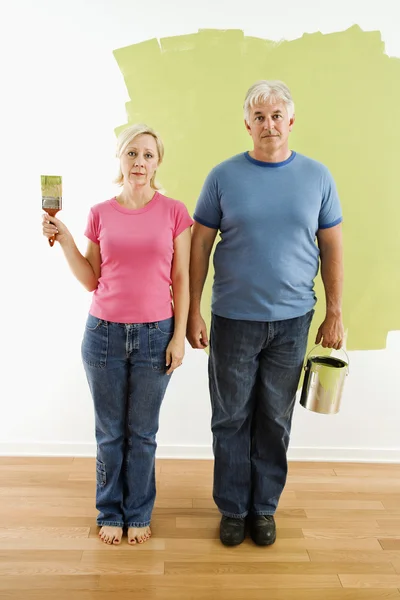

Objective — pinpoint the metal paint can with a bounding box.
[300,347,349,415]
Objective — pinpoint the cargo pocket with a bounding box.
[96,459,106,487]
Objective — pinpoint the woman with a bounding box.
[42,124,193,545]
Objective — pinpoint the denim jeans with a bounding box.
[209,310,314,518]
[81,313,174,528]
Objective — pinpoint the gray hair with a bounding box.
[114,123,164,189]
[243,80,295,123]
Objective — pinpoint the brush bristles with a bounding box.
[41,175,62,208]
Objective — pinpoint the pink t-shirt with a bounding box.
[84,193,193,323]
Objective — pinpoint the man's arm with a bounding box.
[187,222,218,349]
[315,223,344,349]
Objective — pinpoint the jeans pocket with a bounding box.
[81,315,108,368]
[302,308,315,333]
[149,326,173,371]
[156,316,175,335]
[85,313,103,331]
[96,459,106,487]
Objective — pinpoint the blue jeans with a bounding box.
[209,310,314,518]
[81,313,174,528]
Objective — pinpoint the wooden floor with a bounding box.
[1,459,400,599]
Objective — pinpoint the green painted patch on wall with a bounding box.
[113,26,400,351]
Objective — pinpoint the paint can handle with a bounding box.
[304,344,350,374]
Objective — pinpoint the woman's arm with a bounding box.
[166,227,191,374]
[42,214,101,292]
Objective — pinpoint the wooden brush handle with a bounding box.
[44,208,60,248]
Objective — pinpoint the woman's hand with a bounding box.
[42,213,72,246]
[165,335,185,375]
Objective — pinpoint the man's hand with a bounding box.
[187,313,209,349]
[315,313,344,349]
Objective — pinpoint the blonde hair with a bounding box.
[114,123,164,189]
[244,80,295,123]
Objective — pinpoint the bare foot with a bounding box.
[127,526,152,545]
[98,526,123,545]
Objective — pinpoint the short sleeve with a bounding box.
[193,169,222,229]
[318,168,343,230]
[84,207,100,244]
[173,201,194,239]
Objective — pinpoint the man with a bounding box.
[187,80,344,547]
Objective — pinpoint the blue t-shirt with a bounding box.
[193,151,342,321]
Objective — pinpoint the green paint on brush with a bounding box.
[113,26,400,351]
[41,175,62,208]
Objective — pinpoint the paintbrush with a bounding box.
[41,175,62,247]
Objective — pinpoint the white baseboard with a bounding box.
[287,446,400,463]
[1,442,400,463]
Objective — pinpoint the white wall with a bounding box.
[1,0,399,462]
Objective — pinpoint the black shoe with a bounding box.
[249,515,276,546]
[219,516,246,546]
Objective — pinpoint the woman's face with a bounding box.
[120,134,159,188]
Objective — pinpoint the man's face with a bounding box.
[245,99,295,154]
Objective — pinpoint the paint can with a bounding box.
[299,346,349,415]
